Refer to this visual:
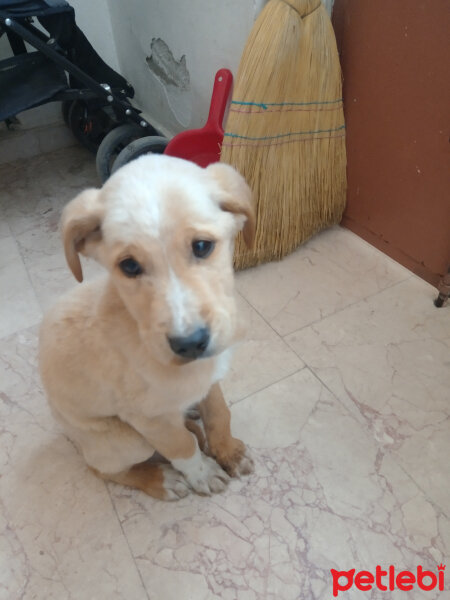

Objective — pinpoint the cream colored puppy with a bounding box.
[39,155,255,500]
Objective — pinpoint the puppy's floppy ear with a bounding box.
[206,163,255,249]
[61,188,104,282]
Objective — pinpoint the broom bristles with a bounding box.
[283,0,322,17]
[221,0,347,270]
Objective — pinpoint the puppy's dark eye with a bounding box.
[192,240,215,259]
[119,258,143,277]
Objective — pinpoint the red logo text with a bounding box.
[330,564,445,597]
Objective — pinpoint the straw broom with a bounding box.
[221,0,346,270]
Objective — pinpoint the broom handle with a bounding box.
[206,69,233,132]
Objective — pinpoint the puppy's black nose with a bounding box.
[168,327,210,360]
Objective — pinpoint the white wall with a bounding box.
[323,0,335,16]
[107,0,267,136]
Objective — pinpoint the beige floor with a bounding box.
[0,146,448,600]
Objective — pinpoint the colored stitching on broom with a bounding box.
[231,99,343,110]
[230,105,343,114]
[221,131,345,149]
[224,124,345,142]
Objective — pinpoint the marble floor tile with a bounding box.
[0,146,98,224]
[0,147,448,600]
[286,276,450,519]
[0,327,148,600]
[0,236,42,339]
[230,369,318,448]
[4,187,104,311]
[0,122,75,166]
[236,226,411,336]
[109,368,448,600]
[0,147,103,310]
[222,294,303,404]
[20,248,105,312]
[0,218,11,240]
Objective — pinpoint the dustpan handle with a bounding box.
[206,69,233,132]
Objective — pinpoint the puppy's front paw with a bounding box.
[189,454,230,495]
[161,464,191,501]
[211,438,254,478]
[173,454,230,496]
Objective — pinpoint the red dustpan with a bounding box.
[164,68,233,167]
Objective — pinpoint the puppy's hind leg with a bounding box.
[72,416,191,501]
[92,462,190,501]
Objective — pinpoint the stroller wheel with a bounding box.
[68,100,114,154]
[112,136,169,175]
[96,124,148,183]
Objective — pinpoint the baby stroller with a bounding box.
[0,0,159,153]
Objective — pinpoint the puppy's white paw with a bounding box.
[236,446,254,477]
[161,464,191,501]
[188,455,230,495]
[173,453,230,496]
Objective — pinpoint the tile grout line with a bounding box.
[238,269,412,346]
[11,233,43,305]
[0,236,43,339]
[230,366,307,406]
[236,289,304,348]
[396,461,450,521]
[299,362,363,423]
[5,213,55,315]
[104,482,152,600]
[282,321,397,437]
[0,321,40,342]
[227,291,307,405]
[280,275,413,339]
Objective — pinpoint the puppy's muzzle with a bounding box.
[168,327,210,360]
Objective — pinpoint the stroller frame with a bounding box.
[0,1,154,148]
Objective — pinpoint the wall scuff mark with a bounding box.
[146,38,190,91]
[145,38,191,127]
